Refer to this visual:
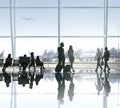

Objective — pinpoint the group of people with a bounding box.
[2,42,111,73]
[2,52,45,72]
[95,47,110,72]
[57,42,75,73]
[57,42,111,73]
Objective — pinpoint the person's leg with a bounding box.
[98,60,103,71]
[95,59,99,71]
[70,61,75,72]
[106,61,110,71]
[104,60,107,71]
[62,60,65,68]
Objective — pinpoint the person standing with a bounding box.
[102,47,110,72]
[57,42,65,68]
[95,48,103,71]
[68,45,75,72]
[2,54,12,71]
[29,52,36,71]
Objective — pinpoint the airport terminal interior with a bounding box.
[0,0,120,108]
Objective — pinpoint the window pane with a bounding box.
[109,0,120,6]
[0,9,10,36]
[0,38,12,57]
[16,9,58,36]
[0,0,9,7]
[61,9,104,36]
[16,0,57,7]
[16,38,58,57]
[61,0,104,7]
[108,9,120,36]
[108,38,120,50]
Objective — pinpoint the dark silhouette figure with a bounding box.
[68,73,74,101]
[55,72,65,105]
[29,52,36,71]
[2,54,12,71]
[35,56,45,72]
[68,45,75,72]
[95,48,103,71]
[2,70,11,87]
[18,70,29,87]
[19,54,30,71]
[57,42,65,68]
[103,72,111,96]
[95,71,103,95]
[102,47,110,72]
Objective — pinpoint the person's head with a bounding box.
[8,54,11,58]
[31,52,34,55]
[97,48,99,51]
[105,47,108,51]
[60,42,64,47]
[31,52,34,57]
[36,56,39,59]
[69,45,73,50]
[24,54,26,57]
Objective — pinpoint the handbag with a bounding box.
[101,61,104,66]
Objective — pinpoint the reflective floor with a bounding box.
[0,67,120,108]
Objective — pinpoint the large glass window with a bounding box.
[108,9,120,36]
[16,9,58,36]
[0,9,10,36]
[61,9,104,36]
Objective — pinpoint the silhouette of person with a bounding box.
[103,72,111,96]
[2,54,12,71]
[95,71,103,95]
[68,45,75,72]
[35,56,45,72]
[57,42,65,68]
[55,72,65,105]
[95,48,103,71]
[68,73,74,101]
[19,54,29,71]
[2,69,11,87]
[102,47,110,72]
[29,52,36,71]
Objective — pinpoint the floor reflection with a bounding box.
[0,68,120,108]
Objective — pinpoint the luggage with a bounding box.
[55,63,63,72]
[64,65,72,81]
[64,65,71,72]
